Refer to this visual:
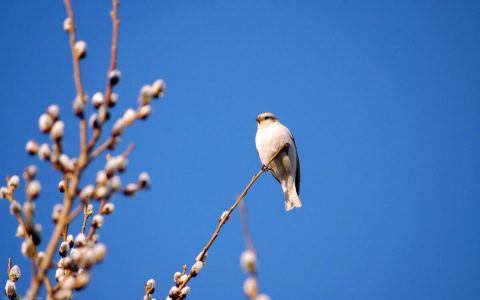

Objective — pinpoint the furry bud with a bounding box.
[47,104,60,120]
[108,70,121,86]
[102,202,115,215]
[59,241,69,257]
[8,175,20,189]
[26,139,39,155]
[74,40,87,59]
[63,17,73,32]
[190,261,203,277]
[240,250,257,273]
[58,180,66,193]
[38,143,51,160]
[9,265,21,282]
[145,278,156,295]
[39,113,53,133]
[9,201,21,216]
[51,121,65,141]
[91,214,104,228]
[151,79,165,98]
[138,172,150,188]
[92,92,104,108]
[27,180,41,199]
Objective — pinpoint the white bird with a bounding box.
[255,112,302,211]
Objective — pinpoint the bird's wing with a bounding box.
[290,133,301,195]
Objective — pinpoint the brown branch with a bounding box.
[87,0,120,150]
[105,0,120,107]
[171,144,288,299]
[81,200,90,234]
[27,174,78,300]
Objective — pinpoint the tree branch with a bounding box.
[170,144,288,299]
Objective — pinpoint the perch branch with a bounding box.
[172,144,288,298]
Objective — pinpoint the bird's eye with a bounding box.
[265,116,270,120]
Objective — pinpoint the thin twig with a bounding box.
[172,144,288,298]
[87,0,120,150]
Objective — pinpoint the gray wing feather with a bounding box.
[290,133,301,195]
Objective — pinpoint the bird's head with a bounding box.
[256,112,278,126]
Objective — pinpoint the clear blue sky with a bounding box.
[1,1,479,299]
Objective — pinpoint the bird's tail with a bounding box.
[284,184,302,211]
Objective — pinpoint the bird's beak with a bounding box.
[256,117,260,123]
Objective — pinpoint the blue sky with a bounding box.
[1,0,480,299]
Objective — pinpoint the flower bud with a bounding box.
[145,278,156,294]
[16,224,26,237]
[88,113,100,129]
[9,201,21,215]
[219,211,230,222]
[52,204,63,224]
[27,180,41,199]
[5,280,16,298]
[240,250,257,273]
[190,261,203,277]
[173,272,182,285]
[73,95,86,116]
[112,119,125,136]
[179,274,188,285]
[74,40,87,59]
[123,183,137,196]
[39,113,53,133]
[91,214,104,228]
[151,79,165,98]
[256,294,271,300]
[109,92,119,107]
[168,286,178,298]
[32,223,42,245]
[80,185,94,200]
[92,92,104,108]
[137,105,152,119]
[138,85,153,105]
[96,171,108,186]
[122,108,136,126]
[51,121,65,141]
[59,241,70,257]
[24,165,38,179]
[75,233,87,248]
[38,143,51,160]
[180,286,190,298]
[86,204,94,216]
[67,234,74,248]
[110,175,121,191]
[63,17,72,32]
[138,172,150,189]
[195,252,208,264]
[23,201,36,216]
[102,202,115,215]
[26,139,39,155]
[48,104,60,120]
[93,243,107,261]
[9,265,21,282]
[59,154,74,171]
[0,187,9,199]
[55,268,65,282]
[94,186,109,200]
[8,175,20,189]
[243,277,258,297]
[21,239,35,258]
[58,180,66,193]
[108,69,121,86]
[74,271,90,290]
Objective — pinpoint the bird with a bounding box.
[255,112,302,211]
